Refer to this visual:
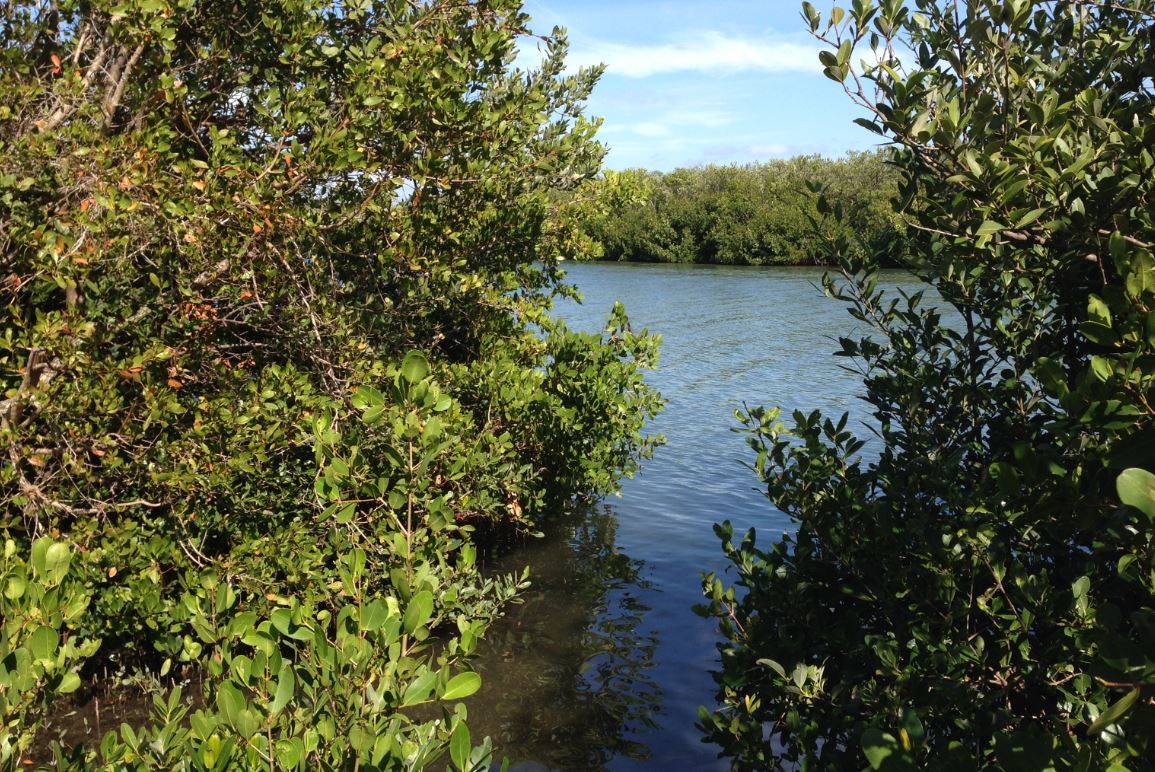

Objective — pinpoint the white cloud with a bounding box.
[633,122,673,137]
[567,31,821,78]
[631,108,733,137]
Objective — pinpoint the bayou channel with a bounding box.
[462,262,926,770]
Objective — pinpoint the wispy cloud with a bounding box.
[567,31,821,78]
[513,3,875,170]
[629,108,733,138]
[633,122,673,137]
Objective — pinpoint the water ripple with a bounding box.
[468,263,927,771]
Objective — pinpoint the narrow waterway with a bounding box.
[464,262,926,770]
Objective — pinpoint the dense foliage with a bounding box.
[1,0,662,766]
[579,154,903,265]
[700,0,1155,768]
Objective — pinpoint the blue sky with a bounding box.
[520,0,883,171]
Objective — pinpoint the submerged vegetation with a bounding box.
[1,0,662,766]
[701,0,1155,769]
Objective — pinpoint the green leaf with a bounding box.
[1109,230,1129,273]
[275,738,304,768]
[791,662,808,689]
[836,39,852,66]
[450,720,471,770]
[234,708,261,739]
[756,658,787,679]
[400,351,430,383]
[1091,356,1113,383]
[823,65,847,82]
[360,598,390,632]
[216,682,247,728]
[975,220,1005,237]
[327,457,350,480]
[1015,207,1046,228]
[964,150,983,177]
[442,671,482,700]
[31,537,50,578]
[401,670,437,705]
[1000,179,1029,202]
[352,386,384,410]
[1117,468,1155,520]
[402,590,434,634]
[1071,575,1090,600]
[802,1,820,30]
[4,575,26,600]
[1088,688,1141,735]
[854,117,886,135]
[334,502,357,524]
[29,625,60,662]
[861,727,896,769]
[57,671,82,694]
[270,607,293,636]
[269,665,295,714]
[1080,321,1118,346]
[42,541,71,586]
[1033,357,1068,399]
[1126,252,1155,298]
[901,708,925,746]
[1087,295,1112,326]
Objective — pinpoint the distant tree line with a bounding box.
[579,152,904,265]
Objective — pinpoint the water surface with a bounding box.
[467,262,924,770]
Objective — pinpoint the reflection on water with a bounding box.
[468,263,929,770]
[467,506,661,769]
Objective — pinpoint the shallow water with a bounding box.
[463,263,928,770]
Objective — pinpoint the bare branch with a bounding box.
[1098,228,1153,249]
[101,42,145,129]
[41,44,110,132]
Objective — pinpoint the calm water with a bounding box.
[465,263,924,770]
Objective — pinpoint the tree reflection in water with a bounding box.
[465,504,661,770]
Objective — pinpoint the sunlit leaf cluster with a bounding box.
[1,0,662,765]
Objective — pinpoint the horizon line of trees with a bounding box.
[577,151,905,266]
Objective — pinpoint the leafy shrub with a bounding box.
[700,1,1155,769]
[0,538,99,765]
[91,548,506,770]
[2,0,661,764]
